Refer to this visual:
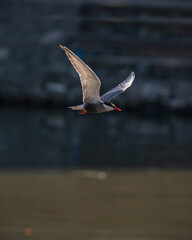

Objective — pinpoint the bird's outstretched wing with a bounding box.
[60,45,101,103]
[100,72,135,102]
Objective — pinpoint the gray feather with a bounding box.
[100,72,135,102]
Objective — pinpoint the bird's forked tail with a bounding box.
[68,104,84,111]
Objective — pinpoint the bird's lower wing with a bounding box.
[100,72,135,102]
[60,45,101,103]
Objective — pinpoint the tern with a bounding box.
[60,45,135,114]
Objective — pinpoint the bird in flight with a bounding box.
[60,45,135,114]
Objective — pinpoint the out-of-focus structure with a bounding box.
[0,0,192,111]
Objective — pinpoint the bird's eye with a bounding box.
[104,102,111,107]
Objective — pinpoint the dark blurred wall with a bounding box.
[0,0,192,111]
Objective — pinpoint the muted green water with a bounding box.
[0,108,192,239]
[0,170,192,240]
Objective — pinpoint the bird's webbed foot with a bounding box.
[79,110,87,115]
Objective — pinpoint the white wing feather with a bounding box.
[60,45,101,103]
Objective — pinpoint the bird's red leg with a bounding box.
[79,110,87,114]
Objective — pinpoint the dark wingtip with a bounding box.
[59,45,66,51]
[59,46,73,56]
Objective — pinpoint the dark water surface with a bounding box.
[0,170,192,240]
[0,108,192,168]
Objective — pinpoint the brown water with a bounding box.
[0,170,192,240]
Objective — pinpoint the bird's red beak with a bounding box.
[114,107,121,111]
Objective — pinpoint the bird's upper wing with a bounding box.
[60,45,101,103]
[100,72,135,102]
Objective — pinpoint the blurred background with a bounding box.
[0,0,192,239]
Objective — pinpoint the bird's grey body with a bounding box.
[69,102,115,113]
[60,45,135,114]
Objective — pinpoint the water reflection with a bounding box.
[0,108,192,168]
